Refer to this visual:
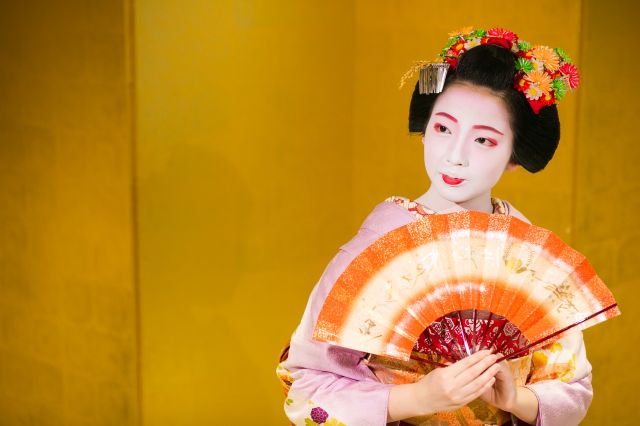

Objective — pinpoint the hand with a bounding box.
[479,353,517,412]
[411,350,501,416]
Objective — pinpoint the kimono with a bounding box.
[276,196,593,426]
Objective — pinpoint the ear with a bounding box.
[421,135,425,145]
[506,162,519,171]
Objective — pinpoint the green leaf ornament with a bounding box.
[552,78,567,100]
[518,40,531,51]
[516,58,533,73]
[555,47,572,63]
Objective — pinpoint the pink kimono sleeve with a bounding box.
[523,331,593,426]
[278,202,414,426]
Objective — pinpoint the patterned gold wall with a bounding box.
[0,0,636,425]
[134,1,356,424]
[575,1,639,423]
[0,1,138,425]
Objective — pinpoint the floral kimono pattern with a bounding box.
[277,197,593,426]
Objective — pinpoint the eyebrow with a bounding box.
[434,112,505,135]
[473,125,504,136]
[435,112,458,123]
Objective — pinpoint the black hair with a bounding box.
[408,44,560,173]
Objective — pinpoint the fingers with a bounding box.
[454,351,499,382]
[492,358,513,381]
[443,350,501,402]
[428,350,504,409]
[472,375,496,400]
[448,349,494,375]
[458,362,500,399]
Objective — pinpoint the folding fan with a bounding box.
[313,210,619,366]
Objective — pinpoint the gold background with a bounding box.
[0,0,636,424]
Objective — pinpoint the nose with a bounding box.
[445,136,469,167]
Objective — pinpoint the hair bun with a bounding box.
[455,44,516,90]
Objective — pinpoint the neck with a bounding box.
[415,186,494,214]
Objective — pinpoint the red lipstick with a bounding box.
[442,174,465,185]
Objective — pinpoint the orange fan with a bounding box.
[313,210,619,365]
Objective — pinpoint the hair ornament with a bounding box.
[399,27,581,114]
[398,59,450,94]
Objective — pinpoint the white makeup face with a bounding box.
[421,83,515,212]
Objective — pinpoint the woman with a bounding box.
[277,28,592,426]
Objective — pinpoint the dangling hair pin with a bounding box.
[399,60,450,95]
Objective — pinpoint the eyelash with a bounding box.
[475,137,497,147]
[434,124,450,134]
[433,123,497,147]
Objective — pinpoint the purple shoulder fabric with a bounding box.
[280,201,414,426]
[339,201,416,256]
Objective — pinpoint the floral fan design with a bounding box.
[412,309,530,366]
[313,211,619,365]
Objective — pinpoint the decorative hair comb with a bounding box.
[399,27,580,114]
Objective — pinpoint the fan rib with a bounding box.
[455,310,472,356]
[496,302,619,363]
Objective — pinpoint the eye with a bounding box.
[476,137,497,147]
[434,123,451,134]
